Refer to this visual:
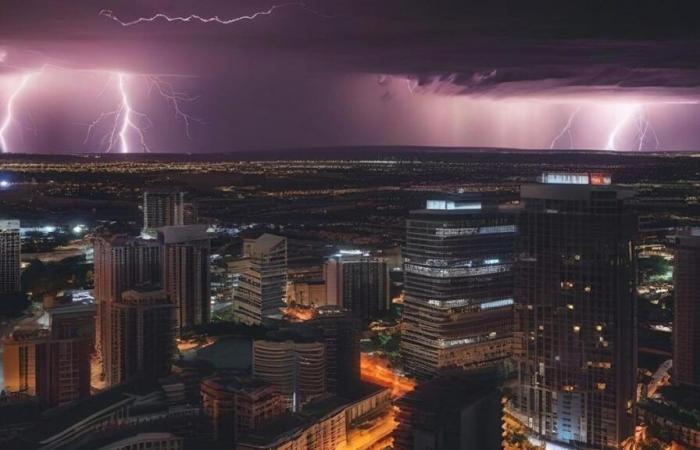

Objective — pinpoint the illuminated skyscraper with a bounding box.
[513,172,637,449]
[673,229,700,388]
[142,188,185,235]
[93,235,162,385]
[0,220,21,294]
[233,234,287,325]
[2,303,95,407]
[400,197,516,379]
[159,225,211,331]
[324,251,389,322]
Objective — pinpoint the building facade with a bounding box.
[324,250,389,322]
[108,289,176,385]
[513,173,637,449]
[2,303,95,407]
[310,308,361,397]
[142,189,185,235]
[0,220,21,294]
[93,236,162,385]
[252,334,326,411]
[201,376,285,442]
[233,234,287,325]
[401,198,516,379]
[159,225,211,331]
[673,230,700,388]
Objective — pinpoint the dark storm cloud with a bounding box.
[2,0,700,95]
[2,0,700,152]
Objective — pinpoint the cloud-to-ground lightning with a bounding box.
[605,104,663,151]
[99,1,331,27]
[83,72,200,153]
[84,73,152,153]
[605,104,639,151]
[0,72,36,153]
[550,106,581,149]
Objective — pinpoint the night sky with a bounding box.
[1,0,700,153]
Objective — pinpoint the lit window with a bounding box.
[566,304,574,310]
[573,325,581,332]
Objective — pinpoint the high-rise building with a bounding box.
[310,308,361,397]
[233,234,287,325]
[142,188,185,235]
[400,197,516,380]
[93,235,162,384]
[107,288,176,385]
[159,225,211,331]
[0,220,21,294]
[183,201,198,225]
[324,250,389,321]
[394,370,503,450]
[513,172,637,449]
[673,229,700,388]
[252,328,326,411]
[201,375,285,442]
[3,303,95,407]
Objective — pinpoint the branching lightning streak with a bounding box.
[605,105,662,151]
[605,105,638,151]
[84,73,153,153]
[83,73,200,153]
[0,72,36,153]
[99,1,331,26]
[635,109,660,151]
[550,107,581,149]
[146,76,202,139]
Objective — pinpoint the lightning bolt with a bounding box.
[635,108,660,151]
[146,76,202,139]
[83,72,200,153]
[604,104,662,151]
[605,104,638,151]
[98,1,331,27]
[0,72,36,153]
[84,73,152,153]
[550,107,581,149]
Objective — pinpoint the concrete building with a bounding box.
[310,308,361,397]
[142,189,184,236]
[673,229,700,388]
[200,375,285,442]
[233,234,287,325]
[94,432,184,450]
[0,220,21,294]
[2,303,95,407]
[513,172,637,449]
[288,279,327,307]
[107,288,176,385]
[400,197,516,379]
[93,236,162,384]
[394,371,503,450]
[324,250,389,321]
[252,328,326,411]
[159,225,211,331]
[236,396,349,450]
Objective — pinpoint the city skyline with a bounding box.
[1,2,699,448]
